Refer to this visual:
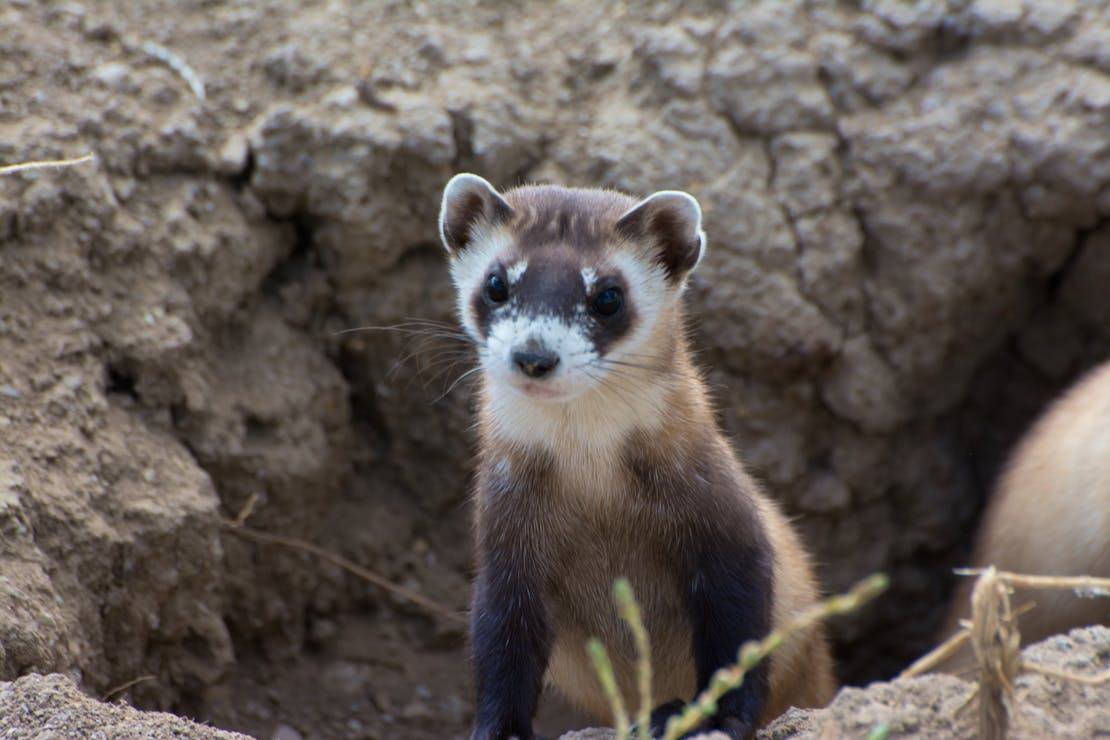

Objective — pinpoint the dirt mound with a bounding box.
[2,0,1110,738]
[762,625,1110,739]
[0,673,248,739]
[8,627,1103,739]
[559,626,1110,739]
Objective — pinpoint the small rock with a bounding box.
[216,134,250,177]
[270,724,304,740]
[308,616,337,644]
[90,63,138,94]
[400,698,432,720]
[799,473,851,514]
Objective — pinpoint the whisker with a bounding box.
[390,318,463,328]
[330,322,479,346]
[583,367,640,418]
[610,350,665,361]
[436,365,483,403]
[414,350,476,371]
[594,357,672,375]
[586,359,651,380]
[402,343,475,364]
[387,344,473,375]
[586,361,663,399]
[335,318,486,405]
[343,317,462,330]
[421,355,478,391]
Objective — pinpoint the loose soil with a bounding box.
[1,1,1109,738]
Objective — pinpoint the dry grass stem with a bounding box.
[968,567,1019,740]
[0,153,95,176]
[140,41,205,100]
[1025,663,1110,685]
[954,568,1110,596]
[952,684,980,718]
[102,674,157,701]
[222,495,465,625]
[909,567,1110,737]
[899,628,971,679]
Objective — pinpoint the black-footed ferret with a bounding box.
[940,359,1110,654]
[438,174,835,739]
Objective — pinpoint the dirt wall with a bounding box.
[1,1,1109,737]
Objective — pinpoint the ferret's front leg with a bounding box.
[683,542,774,739]
[470,553,550,740]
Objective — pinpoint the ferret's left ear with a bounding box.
[616,190,705,283]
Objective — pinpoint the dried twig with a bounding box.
[1025,662,1110,685]
[967,567,1020,740]
[140,41,205,100]
[102,674,156,701]
[954,568,1110,596]
[903,602,1037,681]
[222,494,465,625]
[906,567,1110,736]
[899,628,972,679]
[0,152,95,176]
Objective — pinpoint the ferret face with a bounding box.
[439,174,704,404]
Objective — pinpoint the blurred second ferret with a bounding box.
[941,359,1110,658]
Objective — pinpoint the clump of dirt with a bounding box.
[2,1,1110,738]
[0,673,248,740]
[762,625,1110,739]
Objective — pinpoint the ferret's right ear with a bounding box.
[438,173,514,255]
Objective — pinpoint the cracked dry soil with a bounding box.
[1,1,1109,738]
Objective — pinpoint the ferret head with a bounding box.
[438,173,705,404]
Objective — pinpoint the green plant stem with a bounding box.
[867,723,891,740]
[587,638,630,740]
[613,578,652,740]
[661,573,890,740]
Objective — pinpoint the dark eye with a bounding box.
[485,274,509,304]
[592,287,623,317]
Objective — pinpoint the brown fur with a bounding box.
[472,293,835,726]
[446,176,836,736]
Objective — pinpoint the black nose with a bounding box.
[512,351,559,378]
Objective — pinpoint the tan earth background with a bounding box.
[1,1,1109,738]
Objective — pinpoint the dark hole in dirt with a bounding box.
[260,215,319,296]
[184,631,214,660]
[106,363,138,399]
[244,413,273,440]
